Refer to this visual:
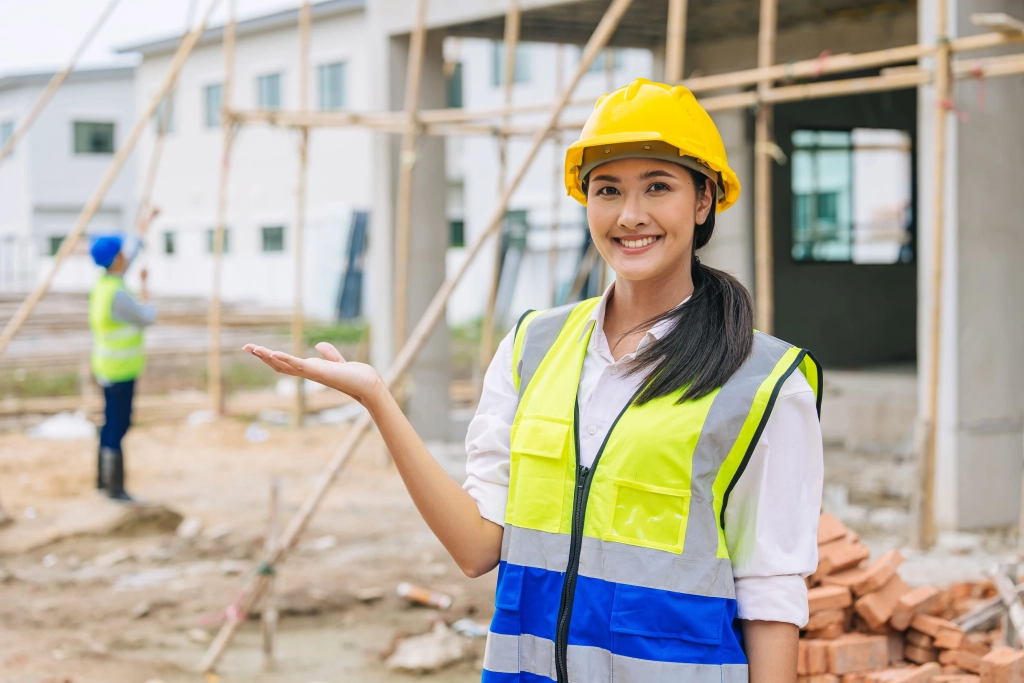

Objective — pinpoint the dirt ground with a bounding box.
[0,418,494,683]
[1,405,1019,682]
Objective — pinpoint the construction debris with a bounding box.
[397,581,453,610]
[384,621,469,673]
[801,514,1024,682]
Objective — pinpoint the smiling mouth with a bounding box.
[614,235,662,249]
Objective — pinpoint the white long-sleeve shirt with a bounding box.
[463,287,823,627]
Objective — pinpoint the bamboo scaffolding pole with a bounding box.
[261,477,280,671]
[392,0,430,353]
[0,0,123,166]
[919,0,952,551]
[549,44,565,307]
[479,0,521,391]
[753,0,778,333]
[0,0,223,361]
[199,0,634,670]
[292,0,312,427]
[665,0,688,83]
[208,0,237,417]
[224,29,1024,133]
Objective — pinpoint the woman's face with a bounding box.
[585,158,713,284]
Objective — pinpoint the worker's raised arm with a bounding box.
[111,289,156,327]
[243,341,504,578]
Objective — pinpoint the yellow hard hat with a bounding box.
[564,78,741,212]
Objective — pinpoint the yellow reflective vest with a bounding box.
[89,274,145,383]
[482,297,821,683]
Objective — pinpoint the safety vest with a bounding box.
[483,298,821,683]
[89,274,145,383]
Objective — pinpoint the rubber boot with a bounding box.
[101,447,135,503]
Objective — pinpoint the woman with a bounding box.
[246,79,823,683]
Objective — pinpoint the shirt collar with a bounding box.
[589,282,691,363]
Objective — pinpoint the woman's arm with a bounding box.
[741,620,799,682]
[244,342,503,577]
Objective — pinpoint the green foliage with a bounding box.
[302,321,369,348]
[0,369,81,398]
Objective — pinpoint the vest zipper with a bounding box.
[554,388,641,683]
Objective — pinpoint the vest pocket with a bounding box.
[495,562,525,611]
[510,416,571,534]
[602,478,690,554]
[610,583,725,645]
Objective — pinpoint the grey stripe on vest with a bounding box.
[517,302,578,400]
[502,524,735,599]
[485,632,748,682]
[681,332,793,559]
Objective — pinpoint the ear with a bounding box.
[695,178,714,225]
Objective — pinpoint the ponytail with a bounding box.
[625,169,755,404]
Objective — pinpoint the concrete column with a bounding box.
[705,109,754,290]
[387,29,452,441]
[920,0,1024,530]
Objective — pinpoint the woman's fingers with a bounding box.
[315,342,345,362]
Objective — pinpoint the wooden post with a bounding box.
[199,0,635,671]
[479,0,521,386]
[208,0,237,416]
[0,0,124,165]
[0,0,223,360]
[549,44,564,306]
[665,0,688,82]
[291,0,312,427]
[918,0,951,550]
[392,0,430,352]
[261,477,281,671]
[753,0,778,334]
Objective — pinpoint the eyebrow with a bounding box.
[590,169,679,184]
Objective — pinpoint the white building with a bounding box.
[0,66,136,292]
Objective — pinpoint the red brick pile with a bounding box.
[799,514,1023,683]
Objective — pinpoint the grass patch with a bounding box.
[302,321,369,348]
[0,369,82,399]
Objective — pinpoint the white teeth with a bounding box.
[620,236,656,248]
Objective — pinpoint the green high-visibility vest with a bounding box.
[482,298,822,683]
[89,274,145,383]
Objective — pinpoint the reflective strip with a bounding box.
[512,310,541,394]
[516,302,580,400]
[484,632,748,683]
[683,332,793,558]
[94,346,145,360]
[501,525,735,599]
[102,326,142,342]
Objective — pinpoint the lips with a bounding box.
[614,236,661,249]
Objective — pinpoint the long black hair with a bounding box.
[612,167,755,404]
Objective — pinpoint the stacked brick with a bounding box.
[799,514,1024,683]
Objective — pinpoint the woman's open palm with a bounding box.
[243,342,382,404]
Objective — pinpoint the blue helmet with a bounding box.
[89,233,123,268]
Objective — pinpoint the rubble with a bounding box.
[384,621,469,673]
[801,514,1020,683]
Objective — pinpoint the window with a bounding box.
[73,121,115,154]
[261,226,284,252]
[583,48,624,74]
[48,236,65,256]
[206,227,230,253]
[445,62,463,109]
[163,231,176,255]
[791,128,913,264]
[491,41,531,86]
[0,120,13,148]
[448,219,465,247]
[318,62,346,110]
[155,94,175,134]
[205,83,223,128]
[257,73,282,109]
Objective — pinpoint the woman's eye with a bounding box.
[648,182,670,193]
[595,186,619,196]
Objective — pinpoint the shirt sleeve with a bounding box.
[725,370,823,628]
[111,289,156,327]
[462,327,519,526]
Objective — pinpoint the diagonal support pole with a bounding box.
[198,0,636,672]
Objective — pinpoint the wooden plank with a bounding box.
[753,0,778,333]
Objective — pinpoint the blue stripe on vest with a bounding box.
[489,561,746,667]
[482,673,557,683]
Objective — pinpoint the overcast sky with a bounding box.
[0,0,304,76]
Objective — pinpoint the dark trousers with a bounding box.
[100,379,135,452]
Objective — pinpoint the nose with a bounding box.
[617,192,649,231]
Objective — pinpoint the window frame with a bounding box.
[261,225,285,253]
[256,72,283,110]
[206,227,230,254]
[204,83,223,129]
[163,230,176,256]
[318,62,347,111]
